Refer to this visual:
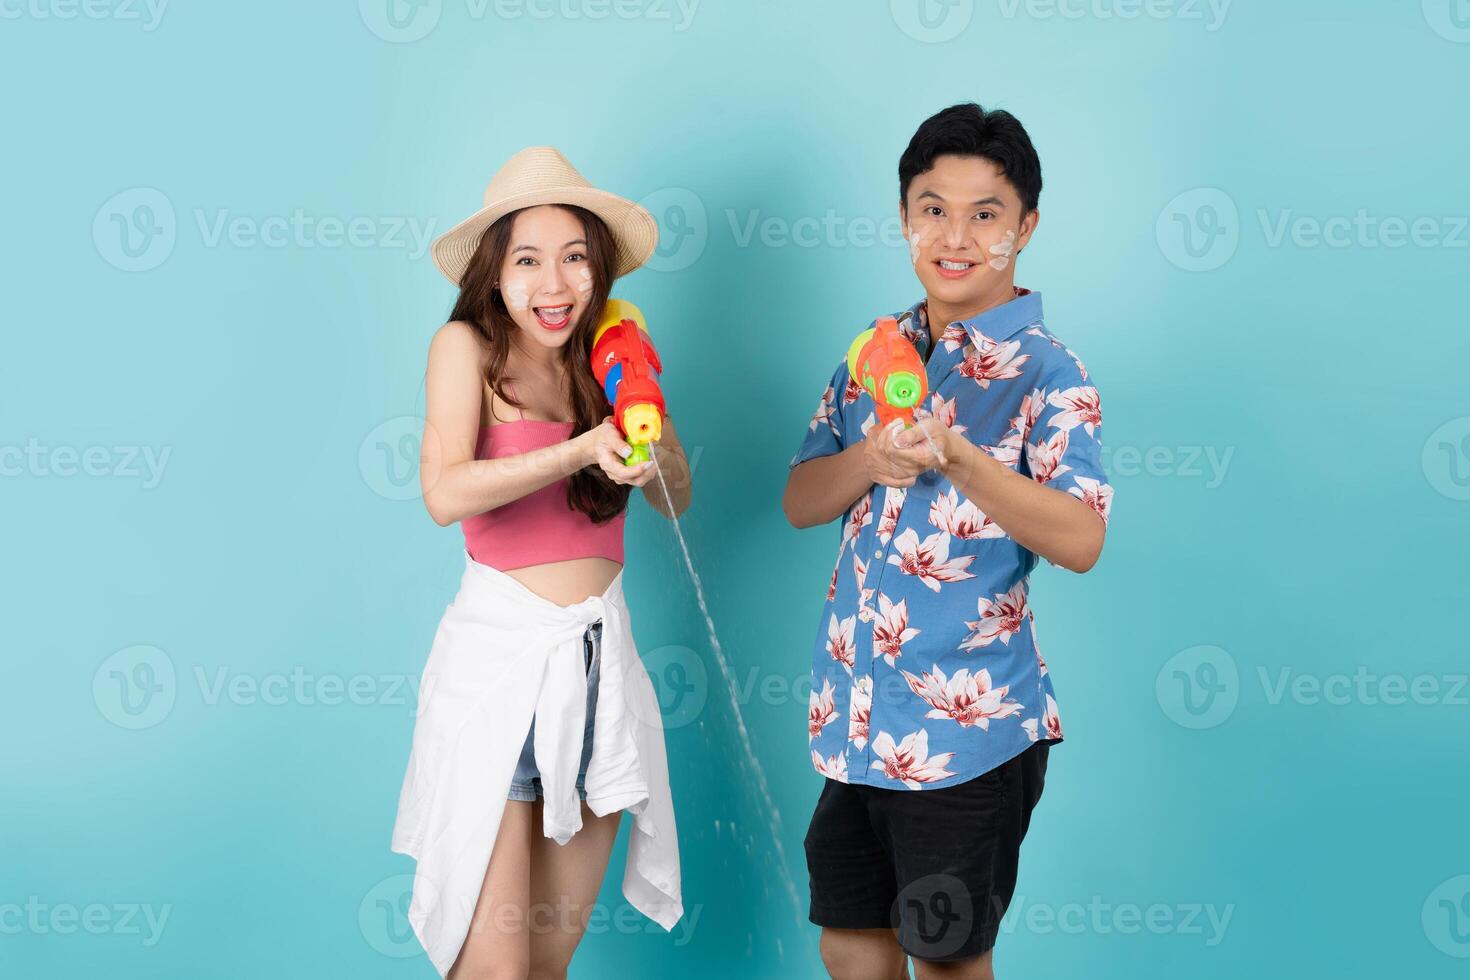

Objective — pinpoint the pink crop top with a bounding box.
[460,417,626,571]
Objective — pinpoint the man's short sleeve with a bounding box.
[789,359,852,469]
[1022,354,1113,527]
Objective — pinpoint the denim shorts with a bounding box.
[507,620,602,802]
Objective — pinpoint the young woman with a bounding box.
[391,147,691,979]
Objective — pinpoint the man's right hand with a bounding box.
[863,418,935,488]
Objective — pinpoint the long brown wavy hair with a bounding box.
[447,204,630,523]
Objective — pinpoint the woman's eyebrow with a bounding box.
[512,238,587,254]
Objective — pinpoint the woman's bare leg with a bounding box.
[447,799,535,980]
[525,800,623,980]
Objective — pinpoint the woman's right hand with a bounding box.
[584,417,656,487]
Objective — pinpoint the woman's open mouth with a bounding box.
[533,305,573,330]
[934,258,978,280]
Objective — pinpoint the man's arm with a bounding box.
[895,419,1106,572]
[785,420,947,529]
[782,441,872,528]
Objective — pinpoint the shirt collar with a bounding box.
[900,288,1043,356]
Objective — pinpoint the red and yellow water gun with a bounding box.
[846,316,928,428]
[590,299,665,465]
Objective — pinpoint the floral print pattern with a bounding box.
[790,290,1110,788]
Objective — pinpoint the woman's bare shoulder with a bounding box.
[428,321,492,381]
[429,319,483,356]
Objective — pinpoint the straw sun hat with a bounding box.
[430,146,659,286]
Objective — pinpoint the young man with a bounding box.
[784,104,1113,980]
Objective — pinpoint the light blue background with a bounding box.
[3,1,1468,977]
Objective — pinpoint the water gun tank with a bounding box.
[590,298,666,464]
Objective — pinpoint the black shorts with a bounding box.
[803,741,1050,962]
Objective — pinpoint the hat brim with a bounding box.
[431,186,658,286]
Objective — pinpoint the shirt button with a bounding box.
[873,548,883,559]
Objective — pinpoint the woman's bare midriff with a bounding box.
[505,556,623,606]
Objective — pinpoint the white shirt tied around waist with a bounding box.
[391,551,682,976]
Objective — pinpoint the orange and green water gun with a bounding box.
[590,299,666,465]
[846,316,928,429]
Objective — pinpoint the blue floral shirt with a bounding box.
[790,290,1112,789]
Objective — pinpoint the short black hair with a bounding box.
[898,103,1042,214]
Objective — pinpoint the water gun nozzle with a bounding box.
[847,317,929,428]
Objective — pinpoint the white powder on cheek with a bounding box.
[907,225,922,266]
[575,268,593,295]
[502,279,532,311]
[988,230,1017,271]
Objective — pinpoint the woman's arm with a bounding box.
[419,322,594,527]
[640,415,692,519]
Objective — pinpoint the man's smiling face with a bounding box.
[901,154,1039,315]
